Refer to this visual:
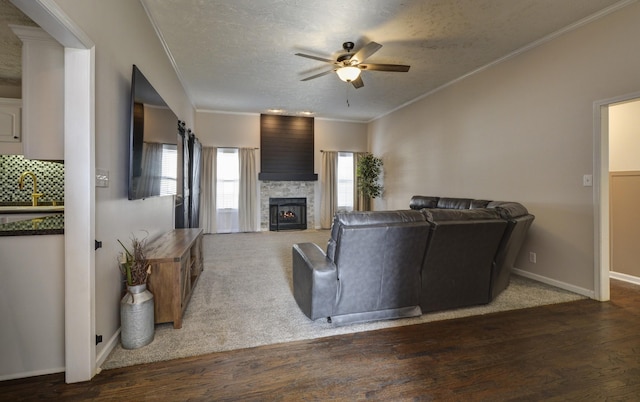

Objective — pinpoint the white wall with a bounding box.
[369,2,640,294]
[196,111,259,148]
[52,0,195,364]
[609,99,640,172]
[195,111,368,227]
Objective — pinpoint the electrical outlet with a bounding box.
[529,252,537,264]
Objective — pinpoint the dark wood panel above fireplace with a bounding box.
[259,114,318,181]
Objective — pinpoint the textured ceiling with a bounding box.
[141,0,625,122]
[0,1,627,122]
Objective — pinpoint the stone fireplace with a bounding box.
[260,181,315,231]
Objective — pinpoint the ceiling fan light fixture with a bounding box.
[336,66,361,82]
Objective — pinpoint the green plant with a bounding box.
[117,233,150,287]
[356,153,383,199]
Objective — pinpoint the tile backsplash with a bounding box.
[0,155,65,203]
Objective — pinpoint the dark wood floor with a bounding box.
[2,279,640,401]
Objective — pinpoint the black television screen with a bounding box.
[128,65,180,200]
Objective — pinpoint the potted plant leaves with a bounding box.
[356,153,383,210]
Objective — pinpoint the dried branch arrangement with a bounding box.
[118,234,150,286]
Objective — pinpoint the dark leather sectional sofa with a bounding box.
[292,196,534,325]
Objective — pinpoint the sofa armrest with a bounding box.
[292,243,338,320]
[487,201,530,219]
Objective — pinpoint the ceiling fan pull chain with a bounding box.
[346,85,350,108]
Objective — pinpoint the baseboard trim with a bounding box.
[512,268,595,299]
[0,366,65,382]
[96,329,121,370]
[609,271,640,286]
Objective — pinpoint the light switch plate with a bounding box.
[583,174,593,187]
[96,168,109,188]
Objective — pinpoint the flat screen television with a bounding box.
[128,65,181,200]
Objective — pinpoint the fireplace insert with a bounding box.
[269,197,307,231]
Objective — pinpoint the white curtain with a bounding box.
[135,142,163,198]
[199,146,217,233]
[216,148,239,233]
[320,151,338,229]
[238,148,258,232]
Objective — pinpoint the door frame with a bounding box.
[12,0,96,383]
[593,91,640,301]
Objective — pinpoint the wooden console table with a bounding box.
[146,228,203,329]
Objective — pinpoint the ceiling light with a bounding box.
[336,66,361,82]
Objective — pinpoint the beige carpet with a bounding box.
[102,229,586,370]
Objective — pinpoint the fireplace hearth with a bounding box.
[269,197,307,231]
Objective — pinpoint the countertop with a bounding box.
[0,205,65,213]
[0,213,64,236]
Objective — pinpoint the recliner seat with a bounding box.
[419,207,507,312]
[293,210,431,325]
[409,196,535,301]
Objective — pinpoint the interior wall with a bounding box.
[609,172,640,278]
[52,0,195,362]
[368,2,640,294]
[609,99,640,172]
[195,111,368,228]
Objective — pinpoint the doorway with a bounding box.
[12,0,96,383]
[595,92,640,301]
[608,99,640,284]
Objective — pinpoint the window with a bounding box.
[216,148,239,209]
[159,144,177,196]
[337,152,354,211]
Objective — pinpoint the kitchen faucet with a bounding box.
[18,171,43,206]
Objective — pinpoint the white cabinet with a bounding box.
[10,25,64,161]
[0,98,22,155]
[0,234,64,379]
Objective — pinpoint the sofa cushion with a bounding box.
[409,196,439,210]
[470,199,491,209]
[331,216,430,319]
[436,197,473,209]
[420,216,507,313]
[335,210,426,225]
[411,196,492,210]
[327,210,426,261]
[421,208,502,223]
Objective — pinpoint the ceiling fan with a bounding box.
[295,41,410,89]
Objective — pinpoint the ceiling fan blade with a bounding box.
[352,41,382,63]
[295,53,335,64]
[359,63,410,72]
[351,75,364,89]
[301,69,336,81]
